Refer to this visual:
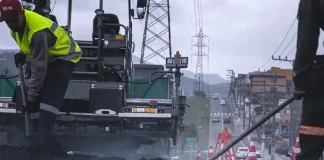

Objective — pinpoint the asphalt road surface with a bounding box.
[208,98,241,155]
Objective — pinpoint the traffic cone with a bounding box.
[293,134,301,160]
[247,138,257,160]
[196,150,201,160]
[207,145,213,159]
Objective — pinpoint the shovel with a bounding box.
[18,63,32,137]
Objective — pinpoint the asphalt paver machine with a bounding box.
[0,0,189,159]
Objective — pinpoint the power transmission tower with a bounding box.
[193,28,209,92]
[140,0,172,64]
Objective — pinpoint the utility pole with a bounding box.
[271,73,278,160]
[227,69,235,106]
[238,78,242,118]
[261,82,265,156]
[250,80,266,155]
[272,55,294,64]
[249,83,252,128]
[237,74,246,130]
[272,56,300,147]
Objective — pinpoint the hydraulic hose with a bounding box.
[211,97,295,160]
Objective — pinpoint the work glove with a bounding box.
[21,100,39,113]
[14,52,26,68]
[293,89,305,100]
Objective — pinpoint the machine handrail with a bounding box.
[211,97,295,160]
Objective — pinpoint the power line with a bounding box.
[50,0,57,14]
[258,18,296,70]
[193,0,198,32]
[277,33,297,56]
[194,0,203,31]
[267,32,297,68]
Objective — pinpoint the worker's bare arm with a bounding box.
[28,29,55,102]
[293,0,320,91]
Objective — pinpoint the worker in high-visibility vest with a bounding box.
[293,0,324,159]
[0,0,81,152]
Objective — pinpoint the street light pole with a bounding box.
[261,80,266,156]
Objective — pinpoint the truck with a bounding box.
[0,0,189,159]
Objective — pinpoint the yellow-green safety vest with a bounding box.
[10,10,82,63]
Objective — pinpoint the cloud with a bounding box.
[0,0,314,79]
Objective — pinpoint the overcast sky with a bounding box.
[1,0,323,79]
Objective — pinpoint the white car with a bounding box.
[220,99,226,106]
[212,115,220,123]
[213,94,219,99]
[236,147,249,159]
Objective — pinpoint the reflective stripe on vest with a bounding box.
[299,125,324,136]
[10,10,81,63]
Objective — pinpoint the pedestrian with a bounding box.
[293,0,324,159]
[0,0,82,152]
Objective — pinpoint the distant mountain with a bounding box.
[180,76,229,97]
[181,70,226,85]
[0,49,229,96]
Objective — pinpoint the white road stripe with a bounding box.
[210,113,234,116]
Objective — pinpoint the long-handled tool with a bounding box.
[211,97,295,160]
[18,63,32,136]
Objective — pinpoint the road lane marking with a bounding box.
[210,113,234,116]
[221,103,224,131]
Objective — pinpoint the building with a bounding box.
[247,70,293,139]
[271,67,293,81]
[249,71,287,94]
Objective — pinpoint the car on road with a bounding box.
[212,115,220,123]
[256,151,263,160]
[223,116,231,124]
[220,99,226,106]
[267,141,289,155]
[213,94,219,99]
[275,141,289,155]
[236,147,249,159]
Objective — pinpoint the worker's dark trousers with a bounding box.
[296,56,324,160]
[296,0,324,158]
[29,59,75,148]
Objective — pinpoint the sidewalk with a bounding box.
[231,101,288,160]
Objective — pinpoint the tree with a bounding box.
[194,90,206,98]
[0,68,10,76]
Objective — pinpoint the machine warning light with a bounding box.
[149,100,158,106]
[172,110,179,116]
[116,35,124,40]
[176,51,180,56]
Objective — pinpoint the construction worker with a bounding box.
[0,0,81,152]
[293,0,324,159]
